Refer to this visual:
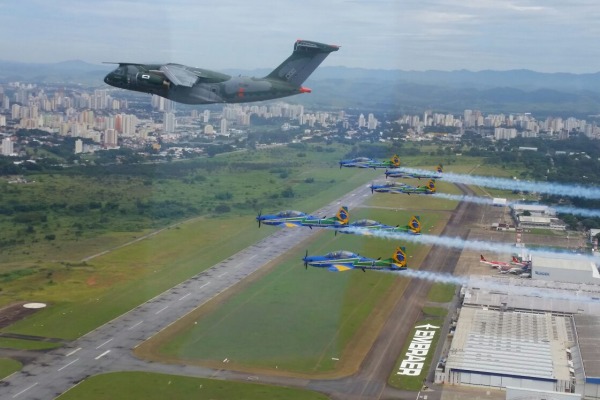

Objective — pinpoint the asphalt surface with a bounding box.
[0,182,481,400]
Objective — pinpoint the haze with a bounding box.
[1,0,600,73]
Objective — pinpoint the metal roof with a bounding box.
[447,307,572,382]
[573,314,600,380]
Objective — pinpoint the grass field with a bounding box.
[0,337,62,350]
[56,371,329,400]
[1,147,382,340]
[0,358,21,379]
[388,307,447,391]
[426,283,456,303]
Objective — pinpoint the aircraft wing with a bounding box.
[160,64,199,87]
[327,264,355,272]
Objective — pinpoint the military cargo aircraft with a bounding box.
[303,247,408,272]
[104,40,339,104]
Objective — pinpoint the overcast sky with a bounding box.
[1,0,599,73]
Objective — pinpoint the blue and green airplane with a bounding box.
[302,247,408,272]
[256,206,349,228]
[335,215,421,235]
[385,164,443,180]
[372,179,436,195]
[339,154,400,169]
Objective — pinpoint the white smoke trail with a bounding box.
[390,268,598,303]
[432,193,600,218]
[344,227,600,263]
[388,167,600,200]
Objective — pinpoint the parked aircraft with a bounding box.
[511,256,531,268]
[104,40,339,104]
[480,255,511,268]
[303,247,408,272]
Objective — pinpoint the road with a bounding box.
[0,182,481,400]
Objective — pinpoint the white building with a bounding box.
[443,307,575,393]
[104,129,118,148]
[531,254,600,285]
[74,139,83,154]
[1,137,14,156]
[164,112,175,133]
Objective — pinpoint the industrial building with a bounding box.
[436,277,600,399]
[442,307,576,393]
[531,254,600,285]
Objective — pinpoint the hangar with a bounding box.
[531,254,600,285]
[443,307,576,393]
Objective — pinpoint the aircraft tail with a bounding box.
[336,206,349,225]
[436,164,443,173]
[480,255,486,261]
[391,155,400,168]
[408,215,421,233]
[427,179,436,193]
[392,247,407,268]
[265,40,340,87]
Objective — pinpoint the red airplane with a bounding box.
[480,255,510,269]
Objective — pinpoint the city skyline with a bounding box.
[1,1,600,73]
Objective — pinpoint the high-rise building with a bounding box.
[1,137,14,156]
[164,112,175,133]
[104,129,118,147]
[358,113,366,128]
[74,139,83,154]
[220,118,228,136]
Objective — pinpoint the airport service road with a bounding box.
[0,184,372,400]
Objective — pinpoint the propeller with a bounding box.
[385,169,389,179]
[370,183,375,194]
[303,250,309,269]
[339,161,343,169]
[256,210,262,228]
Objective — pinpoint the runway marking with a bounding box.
[218,272,228,278]
[128,320,143,330]
[58,358,79,372]
[155,306,168,315]
[199,282,210,289]
[96,338,113,349]
[95,350,110,360]
[248,254,257,260]
[178,293,191,301]
[13,382,38,398]
[66,347,81,357]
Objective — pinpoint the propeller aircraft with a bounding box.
[303,247,408,272]
[385,164,443,180]
[335,215,421,236]
[369,181,409,193]
[104,40,339,105]
[256,207,349,229]
[339,155,400,169]
[372,179,436,195]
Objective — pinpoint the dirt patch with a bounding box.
[0,302,44,329]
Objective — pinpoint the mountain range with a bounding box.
[1,60,600,116]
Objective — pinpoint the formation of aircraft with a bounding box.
[336,215,421,235]
[385,164,443,180]
[339,155,400,170]
[303,247,408,272]
[256,207,349,228]
[372,179,436,195]
[104,40,339,104]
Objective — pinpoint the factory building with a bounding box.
[443,307,576,393]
